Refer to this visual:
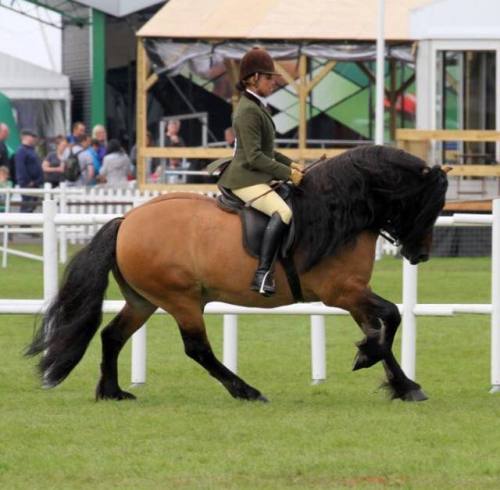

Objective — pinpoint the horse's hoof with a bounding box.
[352,351,378,371]
[96,389,137,401]
[116,390,137,400]
[401,388,428,402]
[256,394,269,403]
[352,351,367,371]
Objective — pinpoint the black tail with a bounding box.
[26,218,123,387]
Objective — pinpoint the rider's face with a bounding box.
[254,73,276,97]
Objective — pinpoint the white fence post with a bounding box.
[43,199,58,303]
[401,259,418,380]
[491,199,500,393]
[311,315,326,384]
[1,189,11,267]
[58,182,68,264]
[131,325,147,386]
[130,196,149,386]
[375,236,383,261]
[223,314,238,373]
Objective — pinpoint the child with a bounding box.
[0,165,13,212]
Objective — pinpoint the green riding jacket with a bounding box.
[218,92,292,190]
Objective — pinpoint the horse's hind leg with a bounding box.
[169,301,268,402]
[350,291,427,402]
[96,302,155,401]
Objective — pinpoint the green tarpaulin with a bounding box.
[0,91,20,155]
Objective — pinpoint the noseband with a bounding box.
[380,221,400,247]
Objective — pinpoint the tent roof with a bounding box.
[0,52,70,100]
[138,0,434,41]
[411,0,500,40]
[74,0,164,17]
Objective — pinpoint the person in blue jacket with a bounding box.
[15,129,43,212]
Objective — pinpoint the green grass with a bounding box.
[1,245,500,489]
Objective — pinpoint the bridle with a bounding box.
[380,220,400,247]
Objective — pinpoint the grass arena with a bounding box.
[1,243,500,489]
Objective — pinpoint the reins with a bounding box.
[379,230,398,246]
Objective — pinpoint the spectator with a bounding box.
[15,129,43,212]
[160,119,187,183]
[70,134,94,186]
[99,139,132,187]
[0,123,15,184]
[86,138,102,181]
[67,121,86,144]
[91,124,107,164]
[42,138,67,188]
[164,118,185,167]
[0,165,13,212]
[0,123,9,167]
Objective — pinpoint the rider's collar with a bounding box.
[245,89,268,108]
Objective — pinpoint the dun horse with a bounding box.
[27,145,448,402]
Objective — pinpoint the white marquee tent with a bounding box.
[0,51,71,138]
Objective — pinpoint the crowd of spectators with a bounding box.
[0,116,224,212]
[0,122,135,188]
[0,120,135,212]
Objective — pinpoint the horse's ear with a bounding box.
[442,166,453,173]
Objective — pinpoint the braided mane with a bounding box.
[291,145,448,271]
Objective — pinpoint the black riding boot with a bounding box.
[251,212,289,296]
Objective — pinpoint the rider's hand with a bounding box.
[291,162,305,172]
[290,168,304,186]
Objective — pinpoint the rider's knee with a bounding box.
[278,206,292,225]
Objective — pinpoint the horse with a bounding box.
[26,145,448,403]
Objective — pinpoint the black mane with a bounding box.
[291,145,448,271]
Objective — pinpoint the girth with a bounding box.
[217,185,303,302]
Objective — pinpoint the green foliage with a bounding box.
[1,248,499,488]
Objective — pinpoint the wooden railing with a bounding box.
[396,129,500,177]
[139,147,347,191]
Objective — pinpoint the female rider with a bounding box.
[218,47,304,296]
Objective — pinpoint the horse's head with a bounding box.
[386,165,449,265]
[400,228,433,265]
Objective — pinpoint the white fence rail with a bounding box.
[0,199,499,392]
[1,184,217,267]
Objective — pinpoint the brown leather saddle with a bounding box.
[216,184,303,302]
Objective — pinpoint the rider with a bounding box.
[218,47,304,296]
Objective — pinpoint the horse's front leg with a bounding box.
[350,291,400,371]
[350,291,428,402]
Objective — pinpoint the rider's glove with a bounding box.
[291,162,305,172]
[290,168,304,186]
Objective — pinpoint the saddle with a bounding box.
[217,184,303,302]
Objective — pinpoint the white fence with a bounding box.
[0,184,169,267]
[1,185,392,266]
[0,199,499,393]
[1,184,222,266]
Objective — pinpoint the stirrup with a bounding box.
[251,270,276,297]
